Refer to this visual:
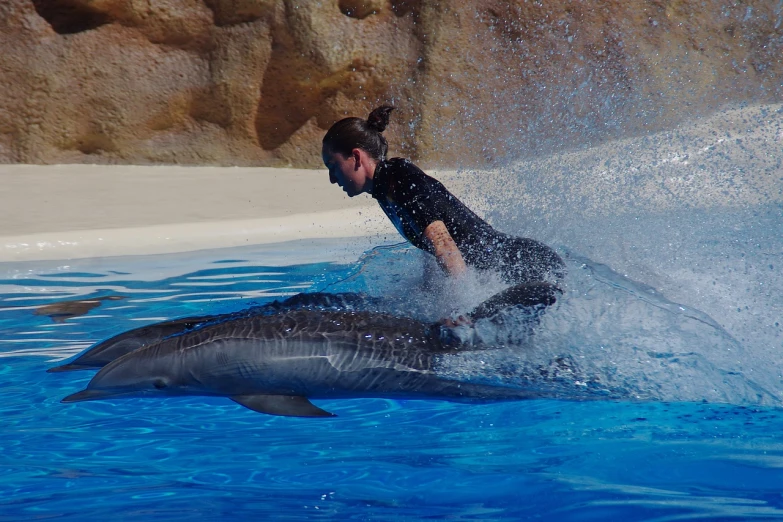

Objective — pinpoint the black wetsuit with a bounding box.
[371,158,565,285]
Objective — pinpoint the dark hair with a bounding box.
[322,105,394,161]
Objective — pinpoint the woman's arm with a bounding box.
[424,220,467,277]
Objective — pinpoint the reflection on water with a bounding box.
[0,247,353,362]
[34,295,127,323]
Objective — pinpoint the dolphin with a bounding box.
[61,308,554,417]
[47,292,388,373]
[48,284,560,373]
[47,316,209,373]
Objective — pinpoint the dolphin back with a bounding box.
[47,292,388,373]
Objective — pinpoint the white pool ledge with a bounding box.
[0,164,396,262]
[1,209,396,262]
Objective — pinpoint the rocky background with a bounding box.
[0,0,781,167]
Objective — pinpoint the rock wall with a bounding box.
[0,0,781,167]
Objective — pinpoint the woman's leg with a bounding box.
[468,281,563,320]
[497,236,565,284]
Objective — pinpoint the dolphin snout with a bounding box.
[61,389,128,403]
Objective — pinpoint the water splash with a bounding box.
[429,252,775,406]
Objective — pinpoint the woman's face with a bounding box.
[322,147,371,197]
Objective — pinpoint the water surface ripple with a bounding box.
[1,238,782,521]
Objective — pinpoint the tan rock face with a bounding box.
[0,0,780,167]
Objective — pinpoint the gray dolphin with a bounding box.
[61,309,545,417]
[47,316,208,373]
[48,284,560,374]
[47,292,388,373]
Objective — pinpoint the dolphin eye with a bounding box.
[153,379,167,390]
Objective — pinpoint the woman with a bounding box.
[322,105,564,287]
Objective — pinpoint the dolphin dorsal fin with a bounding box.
[230,394,335,418]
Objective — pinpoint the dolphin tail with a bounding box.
[231,394,335,418]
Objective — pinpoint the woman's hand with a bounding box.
[424,220,467,278]
[439,314,473,327]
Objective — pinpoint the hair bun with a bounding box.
[367,105,394,132]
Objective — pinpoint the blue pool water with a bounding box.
[1,215,782,520]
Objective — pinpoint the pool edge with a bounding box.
[1,207,396,262]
